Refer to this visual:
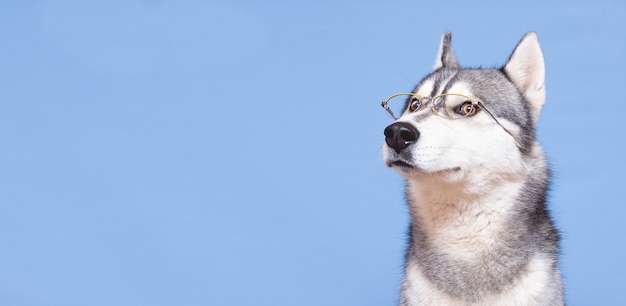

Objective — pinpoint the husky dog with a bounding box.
[381,32,563,305]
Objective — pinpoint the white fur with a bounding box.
[387,81,526,181]
[384,32,561,305]
[406,176,526,263]
[403,254,558,306]
[384,80,558,305]
[384,80,532,261]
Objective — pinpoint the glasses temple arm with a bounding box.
[478,102,524,149]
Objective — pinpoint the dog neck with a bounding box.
[405,172,527,258]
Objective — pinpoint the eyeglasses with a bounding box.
[381,92,519,145]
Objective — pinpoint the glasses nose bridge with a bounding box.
[413,96,440,116]
[381,93,464,120]
[429,95,446,116]
[430,93,456,107]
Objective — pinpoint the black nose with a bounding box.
[384,122,419,153]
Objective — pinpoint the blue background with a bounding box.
[1,1,625,305]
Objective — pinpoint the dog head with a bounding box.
[382,32,546,184]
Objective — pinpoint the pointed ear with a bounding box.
[503,32,546,124]
[433,31,459,70]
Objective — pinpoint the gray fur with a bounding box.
[434,31,460,69]
[415,68,536,151]
[384,32,563,305]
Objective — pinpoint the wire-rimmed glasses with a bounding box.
[380,92,520,146]
[381,92,487,120]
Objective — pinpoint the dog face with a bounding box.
[382,32,546,185]
[383,73,524,183]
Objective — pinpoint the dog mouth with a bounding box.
[386,158,421,173]
[387,158,461,175]
[389,160,414,169]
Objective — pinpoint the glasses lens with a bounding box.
[382,94,420,119]
[432,94,474,119]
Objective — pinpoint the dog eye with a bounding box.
[459,102,477,116]
[409,97,421,112]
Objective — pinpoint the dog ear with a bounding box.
[433,31,459,70]
[503,32,546,124]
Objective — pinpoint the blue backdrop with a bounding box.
[1,1,624,305]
